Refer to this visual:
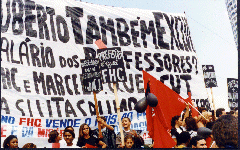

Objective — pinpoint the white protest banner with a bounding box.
[1,0,209,147]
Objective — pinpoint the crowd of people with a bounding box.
[2,106,238,148]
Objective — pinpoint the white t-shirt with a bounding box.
[59,139,78,148]
[188,130,197,138]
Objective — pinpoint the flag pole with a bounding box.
[186,102,207,120]
[93,91,102,138]
[113,83,125,146]
[210,87,216,118]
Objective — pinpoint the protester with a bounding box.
[176,131,191,148]
[216,108,226,118]
[48,130,62,143]
[22,143,37,148]
[170,115,186,143]
[93,116,116,148]
[198,107,207,114]
[234,108,238,117]
[3,135,18,148]
[189,135,207,148]
[116,117,144,148]
[185,117,198,138]
[212,114,238,148]
[77,123,107,148]
[60,126,77,147]
[62,129,78,148]
[118,134,135,148]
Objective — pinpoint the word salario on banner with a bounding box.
[1,0,209,146]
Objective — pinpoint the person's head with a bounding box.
[185,117,198,131]
[171,115,182,128]
[124,135,134,148]
[3,135,18,148]
[216,108,226,117]
[189,136,207,148]
[199,107,207,114]
[212,114,238,148]
[122,117,131,130]
[98,116,107,128]
[65,126,74,132]
[235,109,238,117]
[22,143,37,148]
[79,123,92,138]
[63,129,75,145]
[48,130,62,143]
[177,131,190,146]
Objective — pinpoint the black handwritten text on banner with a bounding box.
[1,0,208,146]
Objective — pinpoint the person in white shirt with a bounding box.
[61,129,78,148]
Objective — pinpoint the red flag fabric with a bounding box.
[143,70,193,148]
[150,107,176,148]
[143,70,191,131]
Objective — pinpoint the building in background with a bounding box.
[225,0,237,48]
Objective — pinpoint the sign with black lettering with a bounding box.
[97,47,127,83]
[80,59,103,92]
[202,65,218,88]
[227,78,238,109]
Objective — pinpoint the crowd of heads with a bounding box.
[2,106,238,148]
[170,106,238,148]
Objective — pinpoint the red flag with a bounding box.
[143,70,191,131]
[143,70,194,148]
[150,107,176,148]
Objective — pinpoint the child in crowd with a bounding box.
[22,143,37,148]
[93,116,116,148]
[77,123,107,148]
[3,135,19,148]
[62,129,78,148]
[48,130,62,143]
[123,134,135,148]
[116,117,144,148]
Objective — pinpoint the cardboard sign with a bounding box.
[80,59,103,92]
[227,78,238,109]
[202,65,218,88]
[97,47,127,83]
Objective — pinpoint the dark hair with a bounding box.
[212,115,238,148]
[78,123,93,139]
[48,130,59,143]
[99,116,106,122]
[216,108,225,117]
[171,115,180,128]
[198,107,207,114]
[185,117,198,131]
[124,134,135,148]
[124,134,134,143]
[177,131,190,145]
[121,117,131,122]
[3,135,18,148]
[63,129,75,138]
[189,135,205,147]
[65,126,74,132]
[22,143,37,148]
[229,110,235,115]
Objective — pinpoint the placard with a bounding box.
[80,59,103,92]
[97,47,127,83]
[227,78,238,109]
[202,65,218,88]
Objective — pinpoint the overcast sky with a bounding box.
[78,0,237,111]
